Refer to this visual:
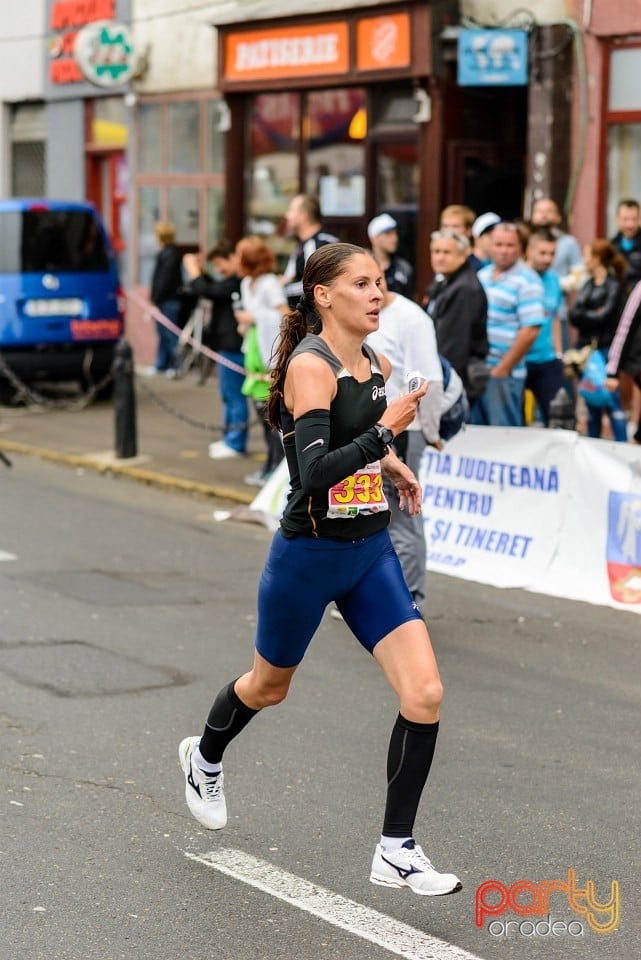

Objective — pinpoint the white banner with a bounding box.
[249,428,641,615]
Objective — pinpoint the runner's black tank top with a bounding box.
[279,334,390,540]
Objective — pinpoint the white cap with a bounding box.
[368,213,398,239]
[472,212,501,239]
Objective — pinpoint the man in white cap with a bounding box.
[471,212,501,271]
[368,213,415,299]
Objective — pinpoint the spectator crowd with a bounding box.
[147,191,641,487]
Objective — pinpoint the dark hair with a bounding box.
[617,198,640,212]
[207,239,235,260]
[527,227,557,246]
[588,238,627,285]
[267,242,368,427]
[297,194,322,225]
[236,235,276,277]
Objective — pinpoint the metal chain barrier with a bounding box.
[125,289,264,436]
[0,346,113,411]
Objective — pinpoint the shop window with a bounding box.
[139,103,162,173]
[376,142,419,209]
[168,186,200,245]
[10,103,46,197]
[137,186,160,287]
[11,142,45,197]
[206,101,226,175]
[606,123,641,234]
[168,101,200,174]
[306,89,366,217]
[134,97,227,284]
[206,187,225,249]
[609,48,641,111]
[248,92,300,236]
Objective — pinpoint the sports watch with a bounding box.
[373,422,394,450]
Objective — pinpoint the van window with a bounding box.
[0,209,110,274]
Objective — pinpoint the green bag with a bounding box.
[241,325,270,401]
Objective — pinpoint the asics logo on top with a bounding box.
[372,385,386,400]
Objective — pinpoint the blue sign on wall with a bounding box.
[458,29,528,86]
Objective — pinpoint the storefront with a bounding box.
[217,3,441,293]
[45,0,133,279]
[216,2,536,295]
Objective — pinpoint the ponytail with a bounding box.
[267,300,319,428]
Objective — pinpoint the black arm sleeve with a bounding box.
[295,409,387,497]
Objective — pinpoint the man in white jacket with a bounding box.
[367,277,452,612]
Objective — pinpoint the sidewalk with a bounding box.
[0,368,268,506]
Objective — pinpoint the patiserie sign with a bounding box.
[222,12,413,86]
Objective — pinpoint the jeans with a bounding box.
[586,394,628,442]
[155,299,180,371]
[469,375,525,427]
[218,351,248,453]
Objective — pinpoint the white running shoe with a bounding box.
[178,736,227,830]
[208,440,241,460]
[370,839,462,896]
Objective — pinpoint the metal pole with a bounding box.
[113,339,138,458]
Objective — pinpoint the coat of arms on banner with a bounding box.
[607,493,641,604]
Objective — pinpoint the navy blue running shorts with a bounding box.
[255,528,422,668]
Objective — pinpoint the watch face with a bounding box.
[377,425,393,445]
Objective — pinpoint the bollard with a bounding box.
[113,338,138,458]
[548,386,576,430]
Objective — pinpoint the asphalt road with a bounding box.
[1,455,638,960]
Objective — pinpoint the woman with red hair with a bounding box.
[234,236,288,484]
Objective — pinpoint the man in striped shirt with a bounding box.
[470,223,544,427]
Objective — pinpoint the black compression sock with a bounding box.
[198,679,259,764]
[382,714,439,838]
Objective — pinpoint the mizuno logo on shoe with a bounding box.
[381,854,422,879]
[187,768,201,798]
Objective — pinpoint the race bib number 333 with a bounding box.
[326,461,389,519]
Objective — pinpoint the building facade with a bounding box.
[3,0,641,297]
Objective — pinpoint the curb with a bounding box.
[0,439,255,505]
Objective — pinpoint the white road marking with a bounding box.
[185,848,485,960]
[0,550,17,562]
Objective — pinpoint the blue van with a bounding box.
[0,199,124,391]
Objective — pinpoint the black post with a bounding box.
[113,339,138,458]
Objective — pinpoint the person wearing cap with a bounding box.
[368,213,415,299]
[470,212,501,271]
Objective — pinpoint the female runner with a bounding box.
[179,243,461,896]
